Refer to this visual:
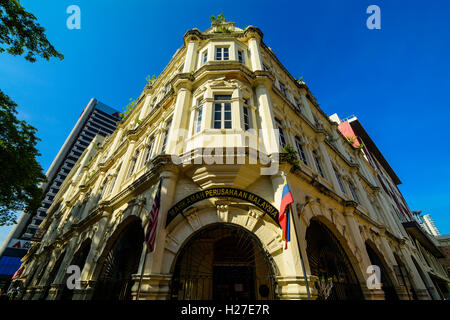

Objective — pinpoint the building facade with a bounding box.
[0,99,120,289]
[14,21,447,300]
[336,116,450,300]
[437,235,450,278]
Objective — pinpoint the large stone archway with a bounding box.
[365,240,399,300]
[91,216,144,300]
[170,223,277,300]
[136,204,310,299]
[305,219,364,300]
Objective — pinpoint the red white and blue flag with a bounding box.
[145,181,162,253]
[279,181,294,249]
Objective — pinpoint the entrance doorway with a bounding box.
[306,220,363,300]
[365,242,398,300]
[171,223,276,300]
[93,219,144,300]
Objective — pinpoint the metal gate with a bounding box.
[93,220,143,300]
[171,223,278,300]
[306,220,364,300]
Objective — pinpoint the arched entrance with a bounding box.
[411,255,433,299]
[393,253,418,300]
[306,220,363,300]
[93,218,144,300]
[60,239,92,300]
[41,251,66,300]
[170,223,277,300]
[365,242,398,300]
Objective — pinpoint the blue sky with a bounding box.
[1,0,449,243]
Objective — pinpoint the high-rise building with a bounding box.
[422,214,441,237]
[0,98,120,288]
[13,20,450,301]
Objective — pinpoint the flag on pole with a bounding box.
[12,266,24,279]
[279,181,294,249]
[145,181,162,253]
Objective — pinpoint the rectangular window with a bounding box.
[243,99,251,131]
[213,95,232,129]
[161,120,172,153]
[279,82,288,97]
[144,138,154,163]
[349,182,361,204]
[275,118,286,147]
[195,99,203,133]
[334,168,346,194]
[202,50,208,65]
[238,50,244,64]
[313,150,325,178]
[128,150,140,178]
[215,47,229,61]
[295,98,303,113]
[295,137,308,166]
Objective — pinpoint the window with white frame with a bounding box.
[195,97,203,133]
[243,98,251,131]
[313,150,325,178]
[161,120,172,153]
[295,136,308,166]
[238,49,245,64]
[213,95,232,129]
[202,50,208,65]
[215,47,229,61]
[275,117,286,147]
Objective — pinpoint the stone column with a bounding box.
[270,169,315,299]
[299,94,315,124]
[107,127,124,158]
[133,167,179,300]
[255,83,279,155]
[342,205,374,299]
[111,139,136,195]
[248,37,263,71]
[352,172,378,221]
[166,85,192,155]
[138,95,152,120]
[72,212,111,300]
[182,38,199,73]
[316,135,342,193]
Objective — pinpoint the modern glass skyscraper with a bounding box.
[0,98,120,287]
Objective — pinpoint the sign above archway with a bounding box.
[166,187,279,227]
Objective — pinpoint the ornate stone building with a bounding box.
[15,21,446,300]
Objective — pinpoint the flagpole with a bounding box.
[136,241,148,300]
[136,179,162,300]
[289,204,311,300]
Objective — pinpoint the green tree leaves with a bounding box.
[0,1,63,225]
[0,89,46,225]
[0,0,64,62]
